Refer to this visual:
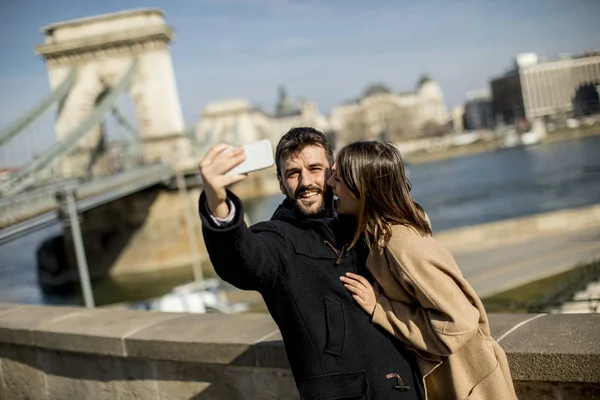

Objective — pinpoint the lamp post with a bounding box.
[57,187,95,308]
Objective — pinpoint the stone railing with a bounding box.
[0,303,598,399]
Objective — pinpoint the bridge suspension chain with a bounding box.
[0,69,76,147]
[0,60,137,196]
[111,107,140,141]
[107,107,144,167]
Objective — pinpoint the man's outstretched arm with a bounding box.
[200,143,247,219]
[199,191,284,291]
[198,144,283,292]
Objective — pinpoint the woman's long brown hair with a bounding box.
[336,140,431,248]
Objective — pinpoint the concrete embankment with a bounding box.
[434,204,600,297]
[436,204,600,253]
[405,128,600,165]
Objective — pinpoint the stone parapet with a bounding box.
[0,303,599,399]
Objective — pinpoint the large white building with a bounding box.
[195,88,330,150]
[330,77,448,145]
[195,78,449,151]
[491,51,600,123]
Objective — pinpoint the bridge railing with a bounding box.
[0,181,74,228]
[0,163,174,232]
[75,163,172,203]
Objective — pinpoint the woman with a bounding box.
[328,140,517,400]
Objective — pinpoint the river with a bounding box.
[2,135,600,306]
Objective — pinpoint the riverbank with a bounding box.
[435,203,600,253]
[405,126,600,165]
[482,258,600,313]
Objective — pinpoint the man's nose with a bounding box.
[299,170,315,187]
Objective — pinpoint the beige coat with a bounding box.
[367,224,517,400]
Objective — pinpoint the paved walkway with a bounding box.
[455,226,600,297]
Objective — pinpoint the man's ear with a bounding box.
[277,174,286,196]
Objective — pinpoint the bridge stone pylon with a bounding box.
[35,9,190,178]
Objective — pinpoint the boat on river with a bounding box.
[128,279,251,314]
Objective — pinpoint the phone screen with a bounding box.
[227,140,275,175]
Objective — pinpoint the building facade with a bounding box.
[451,105,465,132]
[463,89,494,131]
[492,52,600,123]
[194,88,330,150]
[330,77,448,145]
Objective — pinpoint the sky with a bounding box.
[0,0,599,165]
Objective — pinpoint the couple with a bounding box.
[198,127,516,400]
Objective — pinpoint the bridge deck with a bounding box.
[0,163,175,244]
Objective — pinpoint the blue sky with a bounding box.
[0,0,599,165]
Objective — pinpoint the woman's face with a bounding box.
[327,163,360,217]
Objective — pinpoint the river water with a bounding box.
[2,135,600,306]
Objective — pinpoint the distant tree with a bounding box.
[417,74,432,89]
[573,83,600,116]
[363,83,392,98]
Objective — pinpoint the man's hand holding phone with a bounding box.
[199,144,247,219]
[199,140,275,219]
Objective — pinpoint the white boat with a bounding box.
[498,131,521,148]
[497,129,541,149]
[520,131,542,146]
[129,278,251,314]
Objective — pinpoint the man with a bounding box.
[199,127,424,399]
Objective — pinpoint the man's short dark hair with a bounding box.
[275,127,334,176]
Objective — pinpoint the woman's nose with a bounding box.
[326,175,334,187]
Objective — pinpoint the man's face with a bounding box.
[278,145,333,217]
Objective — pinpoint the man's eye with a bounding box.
[288,172,299,178]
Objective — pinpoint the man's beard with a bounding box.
[291,185,333,218]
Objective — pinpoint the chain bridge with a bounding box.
[0,9,216,306]
[0,9,213,229]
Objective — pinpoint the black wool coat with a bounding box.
[199,191,425,400]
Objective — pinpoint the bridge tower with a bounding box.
[35,9,189,177]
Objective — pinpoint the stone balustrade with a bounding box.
[0,303,598,399]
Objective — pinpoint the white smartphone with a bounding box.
[226,139,275,175]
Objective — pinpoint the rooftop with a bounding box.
[41,8,164,33]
